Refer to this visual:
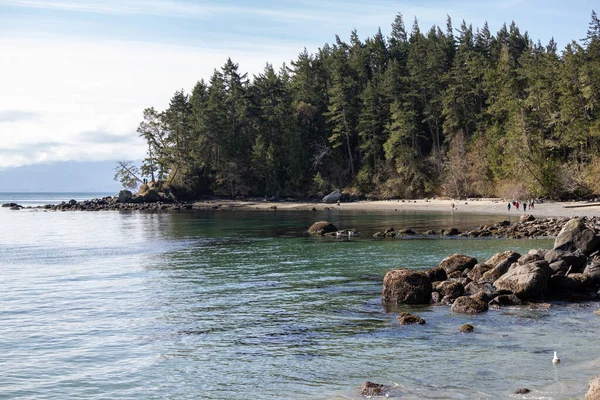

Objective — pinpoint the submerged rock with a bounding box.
[515,388,531,394]
[397,312,426,325]
[459,323,474,332]
[360,381,391,397]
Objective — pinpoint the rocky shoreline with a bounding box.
[371,218,600,398]
[308,215,600,241]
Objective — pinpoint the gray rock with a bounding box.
[545,249,588,270]
[493,261,551,299]
[549,260,569,275]
[382,269,432,305]
[554,218,600,255]
[322,189,341,204]
[584,258,600,284]
[481,260,516,282]
[485,251,521,268]
[117,190,133,203]
[451,296,489,314]
[518,253,543,264]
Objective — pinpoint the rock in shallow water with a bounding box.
[307,221,338,235]
[382,269,432,305]
[360,381,391,397]
[397,312,426,325]
[585,375,600,400]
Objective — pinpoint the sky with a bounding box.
[0,0,597,191]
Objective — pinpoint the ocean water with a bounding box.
[1,193,599,399]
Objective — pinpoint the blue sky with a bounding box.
[0,0,597,189]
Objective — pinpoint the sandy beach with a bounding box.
[193,198,600,218]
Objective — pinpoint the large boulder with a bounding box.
[117,190,133,203]
[382,269,432,305]
[308,221,338,235]
[493,261,551,299]
[439,254,478,275]
[322,189,341,204]
[451,296,489,314]
[585,375,600,400]
[554,218,600,255]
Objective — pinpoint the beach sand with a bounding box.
[193,198,600,218]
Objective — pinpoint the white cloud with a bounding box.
[0,34,300,168]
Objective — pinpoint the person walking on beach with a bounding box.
[507,202,511,212]
[523,202,527,212]
[516,201,519,211]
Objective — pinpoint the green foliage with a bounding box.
[133,10,600,200]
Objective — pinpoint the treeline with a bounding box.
[132,12,600,200]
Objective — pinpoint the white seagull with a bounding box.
[552,351,560,365]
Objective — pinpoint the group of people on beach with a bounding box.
[507,200,535,212]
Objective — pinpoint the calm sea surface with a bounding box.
[1,193,599,399]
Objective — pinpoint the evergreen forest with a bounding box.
[129,12,600,200]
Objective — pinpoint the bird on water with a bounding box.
[552,352,560,365]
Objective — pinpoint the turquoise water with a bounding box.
[1,194,599,399]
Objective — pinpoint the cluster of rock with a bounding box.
[1,203,21,210]
[374,215,600,240]
[307,221,359,237]
[366,218,600,398]
[382,218,600,314]
[2,189,198,212]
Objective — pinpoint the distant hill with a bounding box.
[0,161,132,192]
